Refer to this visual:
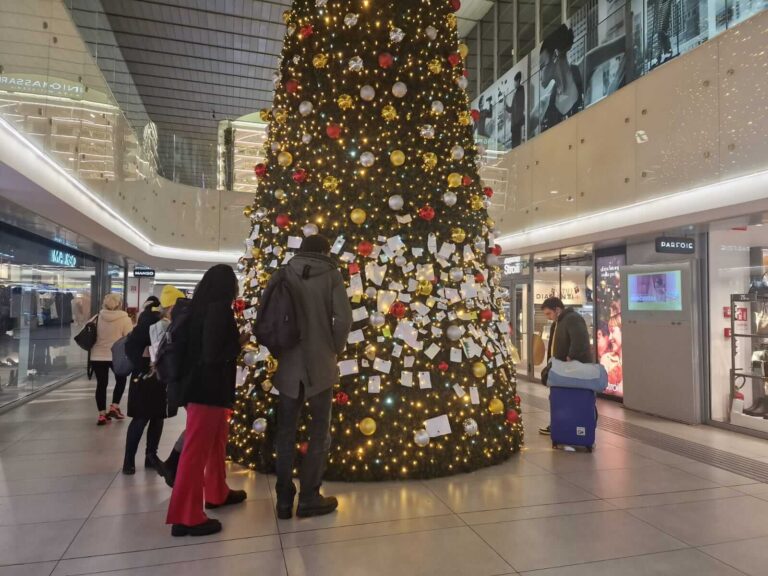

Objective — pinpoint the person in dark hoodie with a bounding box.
[166,265,247,537]
[271,235,353,520]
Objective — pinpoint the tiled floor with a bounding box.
[1,379,767,576]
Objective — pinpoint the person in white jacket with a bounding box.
[90,293,133,426]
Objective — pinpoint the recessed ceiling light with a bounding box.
[550,190,558,195]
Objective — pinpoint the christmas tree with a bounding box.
[229,0,523,481]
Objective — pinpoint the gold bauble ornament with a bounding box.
[472,361,488,378]
[422,152,438,171]
[471,195,484,210]
[458,111,472,126]
[250,247,262,258]
[489,398,504,414]
[428,58,443,74]
[447,172,463,188]
[446,13,458,28]
[487,217,496,228]
[350,208,367,225]
[337,94,354,110]
[323,175,340,192]
[277,151,293,167]
[258,271,271,288]
[382,105,398,121]
[274,109,289,124]
[261,379,273,392]
[243,206,253,217]
[390,150,406,166]
[458,43,469,59]
[359,417,377,436]
[266,356,279,374]
[417,279,433,296]
[259,108,271,122]
[312,53,329,68]
[451,227,467,243]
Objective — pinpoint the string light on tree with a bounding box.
[229,0,522,481]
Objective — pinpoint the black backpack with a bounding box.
[254,267,302,358]
[155,298,194,415]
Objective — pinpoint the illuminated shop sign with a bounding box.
[655,237,695,254]
[133,266,156,278]
[49,249,78,267]
[0,74,84,100]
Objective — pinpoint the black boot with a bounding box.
[122,458,136,475]
[160,449,180,488]
[296,491,338,518]
[145,453,166,476]
[206,489,247,510]
[276,482,297,520]
[744,396,768,417]
[171,518,222,537]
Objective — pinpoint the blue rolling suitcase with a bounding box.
[549,386,596,452]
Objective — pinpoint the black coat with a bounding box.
[548,307,592,364]
[126,309,166,419]
[183,300,240,408]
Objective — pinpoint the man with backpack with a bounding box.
[258,235,352,519]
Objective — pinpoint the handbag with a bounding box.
[532,332,546,366]
[74,315,98,351]
[756,303,768,335]
[111,336,134,378]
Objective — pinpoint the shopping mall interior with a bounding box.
[1,0,767,574]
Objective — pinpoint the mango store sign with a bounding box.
[0,74,84,100]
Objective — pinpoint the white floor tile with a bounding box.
[605,487,744,509]
[0,474,115,498]
[0,563,56,576]
[0,490,103,525]
[702,535,768,576]
[460,499,617,525]
[0,520,83,566]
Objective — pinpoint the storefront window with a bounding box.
[532,247,594,379]
[0,226,96,409]
[709,218,768,435]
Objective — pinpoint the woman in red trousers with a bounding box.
[167,265,248,537]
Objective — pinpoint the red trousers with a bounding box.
[166,403,231,526]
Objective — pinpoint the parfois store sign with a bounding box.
[656,237,695,255]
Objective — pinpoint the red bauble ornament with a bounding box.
[357,241,374,257]
[292,168,307,183]
[233,299,246,314]
[447,53,461,67]
[334,391,350,406]
[299,24,314,38]
[254,163,267,178]
[348,262,360,275]
[463,69,470,78]
[470,109,481,122]
[276,214,291,228]
[506,409,520,424]
[474,272,485,283]
[378,52,394,68]
[418,205,436,221]
[462,175,473,186]
[438,361,449,373]
[285,79,299,94]
[480,309,493,322]
[450,0,462,11]
[298,441,309,455]
[484,347,494,359]
[514,394,522,405]
[492,244,502,256]
[483,186,494,198]
[326,123,342,139]
[389,301,407,319]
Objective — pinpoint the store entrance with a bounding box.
[511,282,531,377]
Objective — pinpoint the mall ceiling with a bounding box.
[69,0,490,187]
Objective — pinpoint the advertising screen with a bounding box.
[596,253,625,397]
[627,270,683,311]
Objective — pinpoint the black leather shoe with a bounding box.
[145,453,165,474]
[122,464,136,475]
[296,494,338,518]
[539,425,551,435]
[276,483,297,520]
[171,518,222,537]
[205,489,247,510]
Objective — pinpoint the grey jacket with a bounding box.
[547,307,592,364]
[272,253,353,399]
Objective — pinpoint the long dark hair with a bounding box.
[192,264,238,314]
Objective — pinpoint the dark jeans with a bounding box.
[91,361,127,411]
[124,417,164,466]
[275,385,332,500]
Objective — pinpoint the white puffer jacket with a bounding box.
[90,309,133,362]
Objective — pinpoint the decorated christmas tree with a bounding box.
[229,0,523,481]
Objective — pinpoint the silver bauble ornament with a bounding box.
[414,429,430,447]
[349,56,364,72]
[254,207,268,221]
[370,312,386,327]
[360,151,376,167]
[431,100,444,114]
[395,255,408,267]
[442,191,458,207]
[252,418,268,433]
[299,101,313,116]
[365,287,378,299]
[316,0,327,6]
[243,350,259,366]
[360,85,376,101]
[420,124,436,139]
[451,145,465,160]
[302,133,313,144]
[425,26,438,40]
[450,268,464,282]
[344,12,359,26]
[302,223,319,237]
[271,141,281,152]
[457,76,468,90]
[463,418,479,436]
[388,194,404,211]
[447,324,463,341]
[390,27,405,43]
[392,82,407,98]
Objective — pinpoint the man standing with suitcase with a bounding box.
[539,297,592,435]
